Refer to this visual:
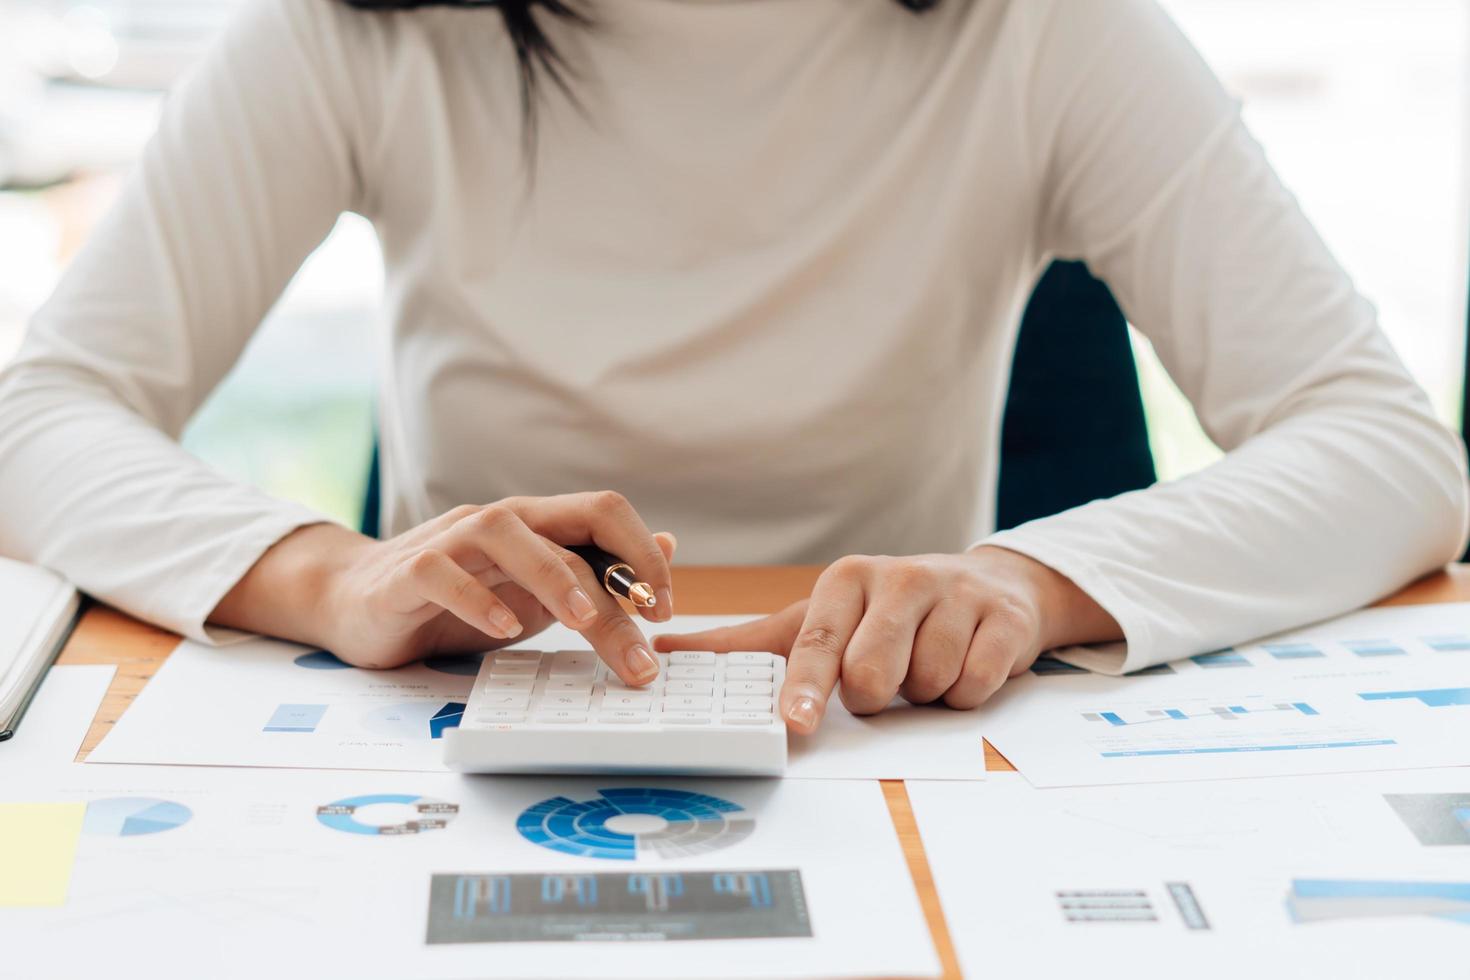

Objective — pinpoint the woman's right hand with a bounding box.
[210,492,676,685]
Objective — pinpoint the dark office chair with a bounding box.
[360,260,1155,538]
[1461,243,1470,562]
[996,260,1156,530]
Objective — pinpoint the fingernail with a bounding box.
[786,695,819,731]
[566,588,598,625]
[625,644,659,682]
[655,587,673,622]
[489,607,522,638]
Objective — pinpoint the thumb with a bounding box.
[652,600,808,656]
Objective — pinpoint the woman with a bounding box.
[0,0,1463,736]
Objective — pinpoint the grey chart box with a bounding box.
[1383,792,1470,846]
[426,869,812,944]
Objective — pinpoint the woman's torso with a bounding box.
[355,0,1048,560]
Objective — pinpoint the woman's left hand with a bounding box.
[653,546,1120,733]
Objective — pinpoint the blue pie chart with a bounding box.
[517,788,754,861]
[83,797,193,837]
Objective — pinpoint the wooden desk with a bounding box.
[56,564,1470,979]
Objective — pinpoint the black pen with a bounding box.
[568,545,657,608]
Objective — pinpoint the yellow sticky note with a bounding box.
[0,802,86,907]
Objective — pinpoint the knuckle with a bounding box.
[471,503,516,533]
[865,610,907,638]
[406,549,446,578]
[825,554,870,582]
[591,489,630,516]
[905,658,957,697]
[962,657,1008,695]
[988,591,1038,631]
[843,661,891,699]
[592,609,633,638]
[797,625,844,659]
[890,561,937,592]
[536,547,576,582]
[447,572,478,605]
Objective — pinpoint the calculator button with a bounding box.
[549,652,597,675]
[727,652,773,665]
[666,680,714,696]
[724,680,774,696]
[480,692,531,709]
[661,695,712,711]
[667,665,715,680]
[723,697,774,713]
[661,713,712,725]
[544,677,592,693]
[489,661,539,676]
[605,685,662,699]
[602,693,653,710]
[726,666,773,680]
[538,694,591,710]
[723,712,778,725]
[598,711,651,724]
[473,711,526,724]
[533,711,588,724]
[485,676,535,690]
[492,650,542,663]
[669,652,716,665]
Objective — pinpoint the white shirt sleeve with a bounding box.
[0,0,370,640]
[982,0,1470,673]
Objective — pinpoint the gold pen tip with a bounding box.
[629,583,656,607]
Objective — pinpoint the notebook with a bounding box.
[0,557,81,741]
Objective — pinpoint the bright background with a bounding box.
[1,0,1467,527]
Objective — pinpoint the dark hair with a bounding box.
[343,1,939,142]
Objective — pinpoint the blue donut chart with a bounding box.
[316,793,460,836]
[517,788,755,861]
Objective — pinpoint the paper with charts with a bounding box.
[910,770,1470,980]
[0,768,938,979]
[982,615,1470,786]
[88,616,987,778]
[3,665,114,772]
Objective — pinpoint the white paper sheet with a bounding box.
[981,642,1470,786]
[1053,601,1470,677]
[0,769,939,979]
[0,665,114,772]
[91,616,988,779]
[909,771,1470,980]
[89,637,478,771]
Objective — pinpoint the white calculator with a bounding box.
[444,649,788,776]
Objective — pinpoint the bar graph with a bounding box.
[1074,694,1396,760]
[1262,642,1326,660]
[1082,702,1319,727]
[1344,639,1406,657]
[1189,650,1251,669]
[1358,687,1470,708]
